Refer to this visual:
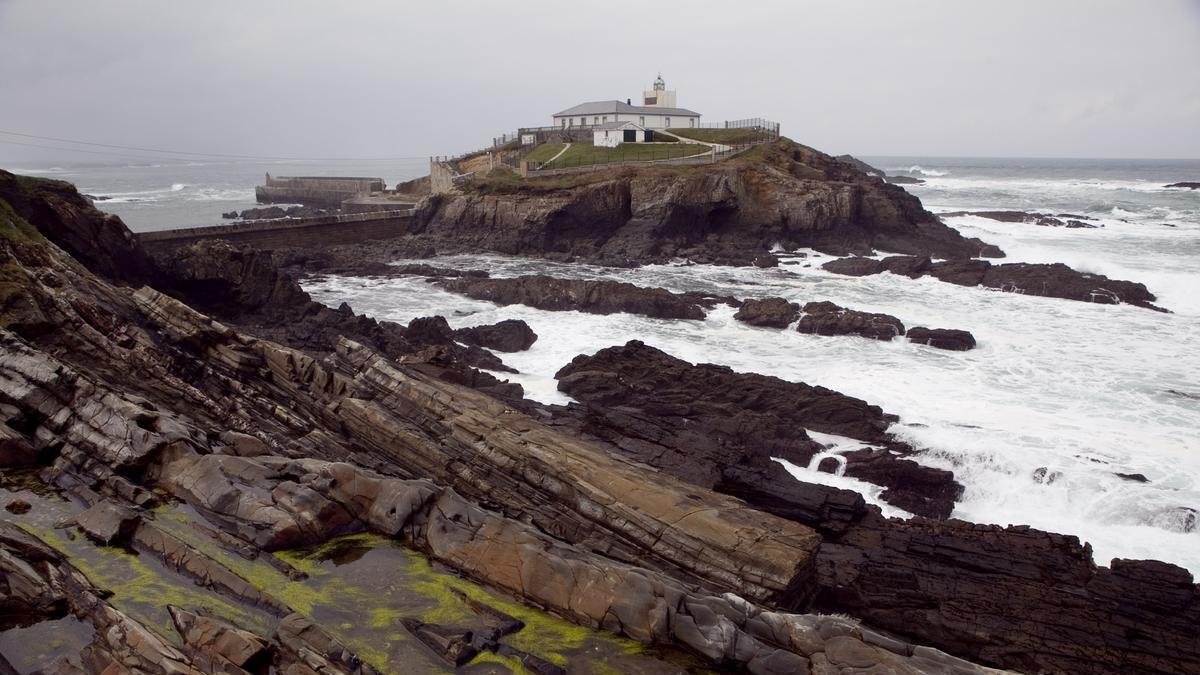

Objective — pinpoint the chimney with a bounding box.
[627,98,631,105]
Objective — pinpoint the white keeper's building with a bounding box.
[552,74,701,131]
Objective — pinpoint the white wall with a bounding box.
[593,129,620,148]
[555,112,699,130]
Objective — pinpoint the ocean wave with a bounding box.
[183,188,256,202]
[907,165,949,177]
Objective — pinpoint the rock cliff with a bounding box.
[404,140,1003,265]
[2,172,1197,675]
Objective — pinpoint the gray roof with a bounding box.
[553,100,701,118]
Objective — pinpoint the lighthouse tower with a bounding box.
[642,73,677,109]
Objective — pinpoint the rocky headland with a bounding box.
[2,164,1196,675]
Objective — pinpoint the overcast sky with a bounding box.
[2,0,1198,165]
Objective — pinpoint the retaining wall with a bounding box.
[137,210,414,254]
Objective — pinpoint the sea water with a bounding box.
[19,156,1200,574]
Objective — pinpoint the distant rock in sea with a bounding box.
[1165,181,1200,189]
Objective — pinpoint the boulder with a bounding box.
[453,319,538,352]
[907,327,977,351]
[926,259,991,286]
[5,498,31,514]
[821,257,884,277]
[399,619,478,667]
[169,606,273,672]
[880,255,931,278]
[734,297,801,328]
[221,210,238,219]
[1164,182,1200,189]
[752,253,781,268]
[797,301,905,340]
[74,501,141,545]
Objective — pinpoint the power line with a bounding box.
[0,129,429,162]
[0,138,204,163]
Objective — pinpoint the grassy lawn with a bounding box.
[544,142,710,169]
[522,143,566,164]
[667,128,776,145]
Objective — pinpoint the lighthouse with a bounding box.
[641,73,677,109]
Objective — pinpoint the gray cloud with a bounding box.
[1,0,1198,164]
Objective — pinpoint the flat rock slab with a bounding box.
[75,501,140,545]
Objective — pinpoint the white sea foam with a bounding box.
[906,164,948,177]
[304,242,1200,575]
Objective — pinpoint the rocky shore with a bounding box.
[821,254,1165,311]
[2,166,1197,675]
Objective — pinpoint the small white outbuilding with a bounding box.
[593,121,652,148]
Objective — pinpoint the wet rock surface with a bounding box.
[438,274,713,320]
[824,254,1165,310]
[940,210,1103,228]
[453,318,537,352]
[1165,181,1200,189]
[733,296,801,328]
[3,170,1197,675]
[907,326,977,350]
[552,340,960,519]
[797,301,906,341]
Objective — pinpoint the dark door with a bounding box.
[623,129,637,143]
[645,130,655,142]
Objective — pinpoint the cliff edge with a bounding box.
[407,139,1003,266]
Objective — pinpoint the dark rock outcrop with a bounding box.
[907,327,977,351]
[438,274,709,320]
[553,341,960,519]
[0,168,154,284]
[733,296,800,328]
[815,511,1200,675]
[825,254,1165,310]
[797,301,906,341]
[1165,181,1200,189]
[835,155,886,177]
[939,210,1103,228]
[821,257,884,277]
[5,171,1198,675]
[158,239,522,394]
[885,175,925,185]
[453,318,537,352]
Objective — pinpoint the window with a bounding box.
[690,118,696,127]
[594,116,599,124]
[602,116,607,123]
[562,119,567,128]
[581,117,586,125]
[639,116,645,126]
[666,117,671,127]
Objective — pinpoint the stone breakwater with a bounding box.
[1,167,1197,675]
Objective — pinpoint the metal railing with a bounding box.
[518,142,767,178]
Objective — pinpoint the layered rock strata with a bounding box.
[552,341,961,519]
[3,172,1197,675]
